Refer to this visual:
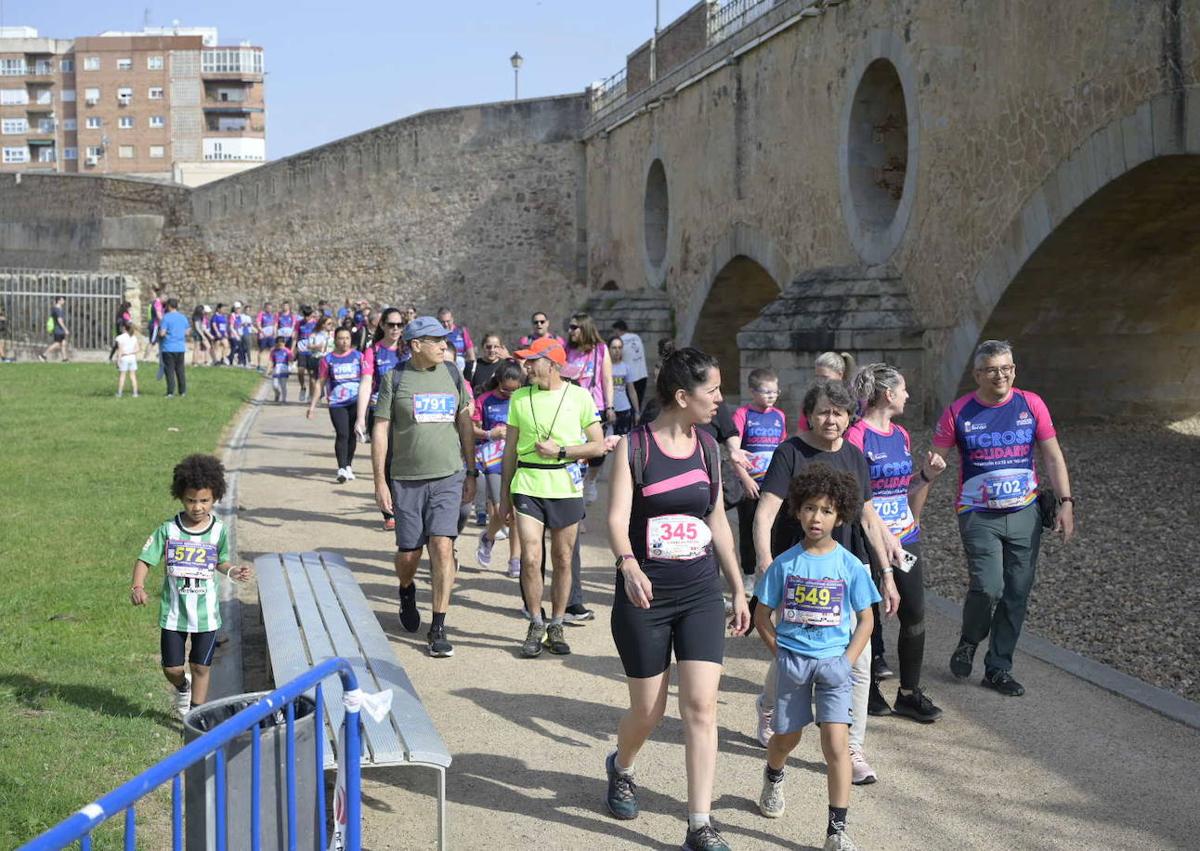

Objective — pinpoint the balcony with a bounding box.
[26,63,56,77]
[201,48,264,77]
[202,104,264,115]
[204,123,265,135]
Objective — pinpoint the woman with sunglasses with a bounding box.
[566,312,615,504]
[356,307,407,530]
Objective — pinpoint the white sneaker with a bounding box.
[758,766,785,818]
[849,745,877,785]
[174,673,192,718]
[495,528,508,541]
[343,467,355,481]
[756,694,775,747]
[506,558,521,579]
[336,467,347,483]
[823,830,859,851]
[477,534,494,568]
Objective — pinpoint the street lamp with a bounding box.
[510,51,523,100]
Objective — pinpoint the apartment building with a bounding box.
[0,26,265,186]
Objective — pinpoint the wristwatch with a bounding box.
[557,446,567,461]
[615,554,636,569]
[465,469,480,478]
[1059,496,1075,505]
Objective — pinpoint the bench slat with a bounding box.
[282,553,346,759]
[322,553,452,768]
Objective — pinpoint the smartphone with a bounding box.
[899,549,918,573]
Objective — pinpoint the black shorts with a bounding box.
[513,492,585,530]
[611,572,726,678]
[160,628,219,668]
[613,409,634,436]
[305,354,320,375]
[258,336,275,349]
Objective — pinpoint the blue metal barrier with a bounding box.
[19,657,363,851]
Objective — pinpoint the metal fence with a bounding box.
[589,67,629,121]
[0,269,130,352]
[708,0,779,45]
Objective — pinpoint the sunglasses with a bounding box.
[533,319,548,325]
[385,322,405,328]
[567,324,580,330]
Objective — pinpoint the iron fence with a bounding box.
[0,269,130,352]
[589,66,629,120]
[708,0,779,45]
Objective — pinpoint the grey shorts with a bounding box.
[392,470,466,551]
[513,492,585,530]
[774,649,854,733]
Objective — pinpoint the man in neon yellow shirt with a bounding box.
[502,337,606,658]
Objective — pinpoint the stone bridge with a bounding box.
[2,0,1199,419]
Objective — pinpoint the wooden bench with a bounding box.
[255,551,451,849]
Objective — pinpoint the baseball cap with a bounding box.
[514,336,567,366]
[403,315,452,342]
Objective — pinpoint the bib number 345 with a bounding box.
[647,514,712,561]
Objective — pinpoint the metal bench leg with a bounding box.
[436,765,447,851]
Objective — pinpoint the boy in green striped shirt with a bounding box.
[130,454,252,717]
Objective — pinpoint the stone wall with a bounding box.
[627,1,714,94]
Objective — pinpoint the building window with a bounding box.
[37,118,55,133]
[33,89,52,105]
[85,146,103,157]
[2,147,29,163]
[147,56,164,70]
[61,89,76,102]
[118,145,134,158]
[37,147,56,163]
[0,59,28,76]
[83,56,101,71]
[1,118,29,134]
[63,118,77,131]
[148,87,164,100]
[217,117,248,131]
[0,89,28,105]
[117,58,133,71]
[149,145,165,158]
[201,48,264,74]
[61,58,74,73]
[64,146,78,160]
[149,115,166,128]
[86,117,102,129]
[84,87,101,103]
[118,116,134,129]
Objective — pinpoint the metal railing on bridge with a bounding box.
[708,0,779,44]
[0,268,132,352]
[589,67,628,121]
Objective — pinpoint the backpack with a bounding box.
[390,358,465,396]
[626,424,721,517]
[45,315,55,334]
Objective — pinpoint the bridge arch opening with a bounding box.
[691,255,780,399]
[644,159,669,275]
[963,156,1200,421]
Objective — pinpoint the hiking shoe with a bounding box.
[604,751,639,820]
[522,621,546,658]
[682,822,732,851]
[823,830,859,851]
[755,694,775,747]
[564,604,595,624]
[476,534,494,568]
[426,625,454,658]
[871,654,895,680]
[982,669,1026,697]
[758,766,785,818]
[398,583,420,633]
[506,558,521,579]
[849,745,877,785]
[174,673,192,718]
[950,640,977,679]
[867,681,893,716]
[545,622,571,655]
[892,687,943,723]
[383,517,396,532]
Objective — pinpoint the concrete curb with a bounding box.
[927,593,1200,731]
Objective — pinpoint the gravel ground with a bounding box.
[909,418,1200,703]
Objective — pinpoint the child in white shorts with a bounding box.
[115,321,141,397]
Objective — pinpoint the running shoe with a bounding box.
[950,640,977,679]
[174,673,192,718]
[758,766,785,818]
[743,573,756,597]
[823,830,859,851]
[398,583,420,633]
[272,387,280,402]
[755,694,775,747]
[476,534,494,568]
[521,621,546,658]
[604,751,639,820]
[682,822,732,851]
[336,467,347,484]
[871,654,895,680]
[506,558,521,579]
[132,392,139,397]
[495,528,508,541]
[545,622,571,655]
[563,604,595,624]
[892,687,943,723]
[343,467,355,481]
[475,510,487,526]
[426,625,454,658]
[849,745,877,785]
[584,480,599,504]
[37,353,47,362]
[981,669,1025,697]
[383,517,396,532]
[867,681,893,716]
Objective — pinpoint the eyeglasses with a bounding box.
[977,365,1015,377]
[533,319,548,325]
[385,322,405,328]
[567,324,580,330]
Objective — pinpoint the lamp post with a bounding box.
[650,0,660,83]
[510,51,523,100]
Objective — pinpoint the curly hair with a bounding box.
[787,463,862,526]
[170,454,227,502]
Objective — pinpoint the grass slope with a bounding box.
[0,363,262,848]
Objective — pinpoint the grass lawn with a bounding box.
[0,363,262,849]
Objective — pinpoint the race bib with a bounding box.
[568,462,586,492]
[782,576,845,627]
[646,514,712,561]
[166,539,217,580]
[983,470,1035,510]
[261,324,276,336]
[413,392,457,423]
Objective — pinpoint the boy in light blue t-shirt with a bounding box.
[754,464,881,851]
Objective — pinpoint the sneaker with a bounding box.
[476,534,494,568]
[383,517,396,532]
[545,622,571,655]
[981,669,1026,697]
[563,604,595,624]
[475,510,488,526]
[336,467,347,484]
[867,681,893,716]
[682,822,731,851]
[521,621,546,658]
[584,480,599,504]
[174,673,192,718]
[166,394,174,399]
[343,467,355,481]
[132,392,139,397]
[892,687,944,722]
[755,694,775,747]
[871,654,895,680]
[849,745,877,785]
[604,751,639,820]
[398,583,420,633]
[758,766,785,818]
[495,528,508,541]
[273,387,280,402]
[506,558,521,579]
[37,354,47,362]
[426,625,454,658]
[115,392,123,397]
[950,640,977,679]
[823,830,859,851]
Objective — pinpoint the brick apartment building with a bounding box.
[0,25,265,186]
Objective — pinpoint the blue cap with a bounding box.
[403,315,451,342]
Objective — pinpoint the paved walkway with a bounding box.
[234,392,1200,850]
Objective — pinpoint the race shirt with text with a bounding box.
[362,343,402,407]
[270,346,293,376]
[732,405,787,481]
[277,311,297,339]
[295,320,317,354]
[210,312,229,338]
[138,514,229,632]
[846,420,918,542]
[445,325,473,359]
[319,350,364,408]
[256,311,276,337]
[473,389,512,474]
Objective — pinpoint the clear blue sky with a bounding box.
[4,0,698,159]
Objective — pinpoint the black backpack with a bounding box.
[626,424,721,517]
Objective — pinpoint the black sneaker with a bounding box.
[682,822,732,851]
[604,751,639,820]
[521,621,546,658]
[563,603,595,624]
[981,669,1025,697]
[398,584,420,633]
[950,640,977,679]
[426,625,453,658]
[545,622,571,655]
[867,681,892,716]
[871,654,895,680]
[892,687,944,723]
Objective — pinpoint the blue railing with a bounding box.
[19,657,363,851]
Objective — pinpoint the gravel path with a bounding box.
[908,418,1200,703]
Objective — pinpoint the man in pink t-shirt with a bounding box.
[929,340,1076,697]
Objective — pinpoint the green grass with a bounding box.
[0,363,262,849]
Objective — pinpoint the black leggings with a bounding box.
[328,405,357,469]
[872,540,927,689]
[369,409,397,519]
[736,496,757,575]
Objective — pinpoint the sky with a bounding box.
[2,0,699,159]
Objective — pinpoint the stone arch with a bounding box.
[935,88,1200,419]
[641,141,674,289]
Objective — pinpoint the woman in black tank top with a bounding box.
[603,347,749,851]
